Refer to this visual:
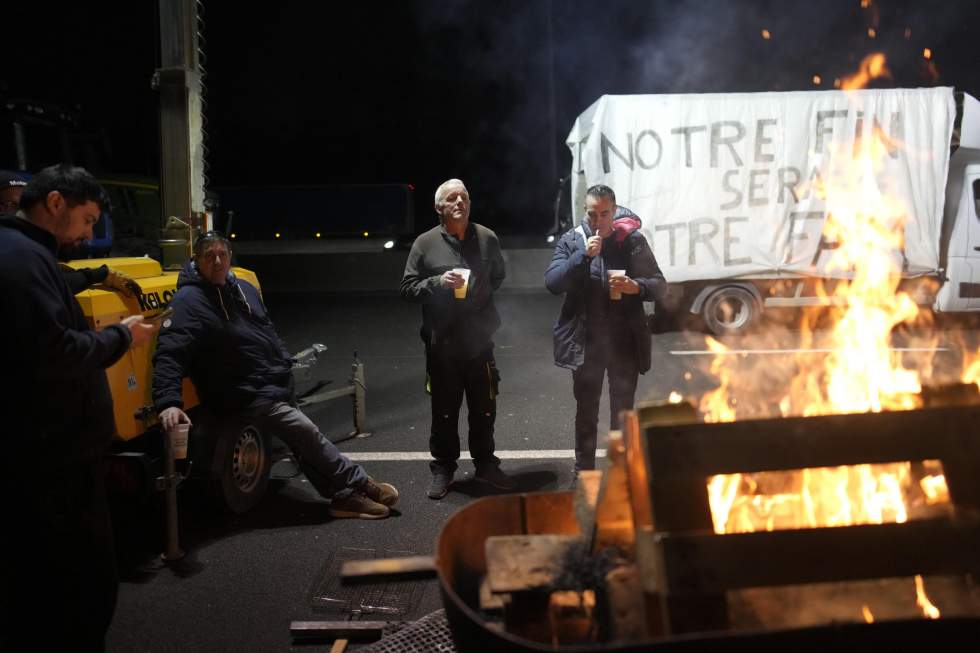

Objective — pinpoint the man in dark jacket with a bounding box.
[545,184,667,476]
[0,164,157,651]
[2,169,141,296]
[401,178,513,499]
[153,231,399,519]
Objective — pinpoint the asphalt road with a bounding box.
[105,292,980,651]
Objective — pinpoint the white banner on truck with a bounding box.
[567,87,955,283]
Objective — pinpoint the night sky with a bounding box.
[4,0,980,236]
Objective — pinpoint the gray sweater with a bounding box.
[400,222,506,359]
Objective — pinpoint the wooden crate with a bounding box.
[626,389,980,635]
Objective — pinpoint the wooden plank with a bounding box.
[484,535,583,593]
[289,621,386,641]
[623,410,656,530]
[655,518,980,592]
[572,470,602,541]
[479,575,509,611]
[548,590,596,644]
[631,404,731,634]
[641,404,980,477]
[593,433,634,552]
[339,555,435,583]
[631,403,723,533]
[604,565,648,642]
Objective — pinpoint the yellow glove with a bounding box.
[100,268,142,298]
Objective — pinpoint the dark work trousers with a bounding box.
[243,401,367,499]
[428,344,501,475]
[2,460,118,652]
[572,327,639,472]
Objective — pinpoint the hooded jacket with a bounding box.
[0,215,131,469]
[152,260,293,414]
[544,208,667,372]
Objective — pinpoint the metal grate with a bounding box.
[309,547,424,616]
[357,610,456,653]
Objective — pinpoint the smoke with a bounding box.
[410,0,980,234]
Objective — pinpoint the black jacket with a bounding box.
[544,218,667,372]
[152,260,293,414]
[400,222,506,360]
[0,215,131,469]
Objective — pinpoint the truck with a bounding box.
[565,86,980,335]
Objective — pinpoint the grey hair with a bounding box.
[434,178,468,205]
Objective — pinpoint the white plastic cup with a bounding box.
[453,268,471,299]
[607,269,626,300]
[168,423,190,460]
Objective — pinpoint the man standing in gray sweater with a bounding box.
[401,178,514,499]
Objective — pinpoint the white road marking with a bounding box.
[343,449,605,462]
[669,347,949,356]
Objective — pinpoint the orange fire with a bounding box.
[840,52,889,90]
[698,53,949,621]
[862,604,875,623]
[915,575,941,619]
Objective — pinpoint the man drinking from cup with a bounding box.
[544,184,667,479]
[400,178,512,499]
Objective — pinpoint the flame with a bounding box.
[861,604,875,623]
[840,52,890,90]
[701,71,925,422]
[707,462,922,534]
[699,337,737,422]
[698,53,961,623]
[920,474,949,505]
[961,351,980,391]
[914,575,941,619]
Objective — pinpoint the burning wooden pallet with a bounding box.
[628,384,980,635]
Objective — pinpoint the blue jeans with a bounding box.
[245,401,367,499]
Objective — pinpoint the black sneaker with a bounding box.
[475,465,516,491]
[428,470,453,499]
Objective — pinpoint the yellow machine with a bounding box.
[67,256,259,440]
[67,257,281,515]
[68,256,364,517]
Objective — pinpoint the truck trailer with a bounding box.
[566,86,980,334]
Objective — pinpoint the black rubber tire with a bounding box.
[702,286,759,336]
[208,419,271,514]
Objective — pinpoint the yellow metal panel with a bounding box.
[75,261,257,440]
[234,267,262,294]
[64,256,163,279]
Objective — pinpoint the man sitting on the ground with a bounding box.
[152,230,398,519]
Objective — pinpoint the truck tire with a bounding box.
[208,420,271,514]
[702,286,758,336]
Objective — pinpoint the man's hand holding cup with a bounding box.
[607,270,640,300]
[441,269,464,289]
[122,315,158,348]
[159,406,192,432]
[440,268,471,299]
